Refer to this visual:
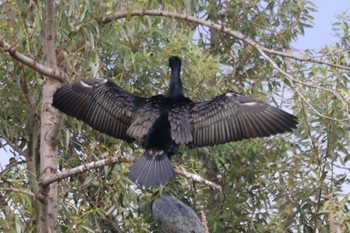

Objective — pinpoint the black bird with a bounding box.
[52,56,297,188]
[152,195,205,233]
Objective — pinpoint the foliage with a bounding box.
[0,0,349,232]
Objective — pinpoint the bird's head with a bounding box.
[167,56,184,97]
[168,56,181,69]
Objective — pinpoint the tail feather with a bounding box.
[128,150,176,188]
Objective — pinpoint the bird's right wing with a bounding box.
[52,78,146,141]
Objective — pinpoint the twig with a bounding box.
[289,79,349,127]
[260,47,349,71]
[0,133,27,157]
[201,210,210,233]
[0,187,35,198]
[0,35,67,83]
[175,166,222,191]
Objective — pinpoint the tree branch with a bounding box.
[40,153,222,190]
[19,71,37,110]
[201,210,210,233]
[0,187,35,198]
[19,70,41,220]
[0,35,67,83]
[175,166,222,191]
[245,38,350,125]
[40,155,136,186]
[103,10,350,72]
[0,133,27,157]
[260,47,350,71]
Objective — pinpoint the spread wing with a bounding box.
[188,92,298,148]
[52,78,146,141]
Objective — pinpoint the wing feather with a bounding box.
[126,96,163,140]
[52,78,145,141]
[168,99,193,144]
[188,92,298,148]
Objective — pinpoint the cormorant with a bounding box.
[152,195,205,233]
[52,56,297,188]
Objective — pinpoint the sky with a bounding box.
[292,1,350,50]
[1,2,350,166]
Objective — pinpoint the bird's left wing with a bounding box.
[188,92,298,148]
[52,78,146,141]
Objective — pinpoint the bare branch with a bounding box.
[40,153,222,190]
[40,155,137,186]
[0,187,35,198]
[0,35,67,83]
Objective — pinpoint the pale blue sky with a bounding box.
[293,1,350,49]
[0,2,350,166]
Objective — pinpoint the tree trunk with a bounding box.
[38,1,62,232]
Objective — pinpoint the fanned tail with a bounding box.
[128,150,175,188]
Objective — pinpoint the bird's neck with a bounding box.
[168,64,184,97]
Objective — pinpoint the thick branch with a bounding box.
[40,154,222,190]
[0,35,67,83]
[40,155,136,186]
